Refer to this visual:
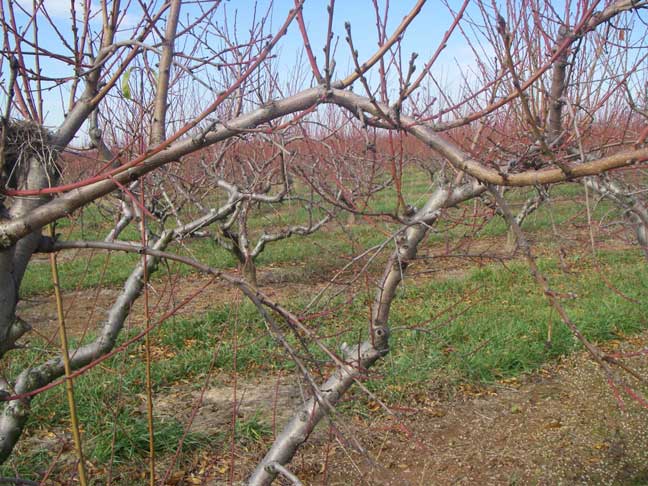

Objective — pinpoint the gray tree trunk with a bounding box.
[247,181,485,485]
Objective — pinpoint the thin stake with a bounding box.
[47,224,88,485]
[140,180,156,486]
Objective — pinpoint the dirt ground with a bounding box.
[19,339,648,485]
[298,341,648,486]
[126,335,648,486]
[183,335,647,486]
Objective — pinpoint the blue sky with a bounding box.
[244,0,480,87]
[4,1,484,133]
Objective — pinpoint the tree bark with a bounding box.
[0,230,174,462]
[241,258,259,288]
[0,154,51,358]
[583,176,648,260]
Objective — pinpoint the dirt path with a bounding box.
[290,336,648,486]
[16,269,332,341]
[20,234,636,343]
[138,334,648,485]
[20,333,647,485]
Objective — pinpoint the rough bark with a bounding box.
[0,230,172,462]
[328,90,647,187]
[105,198,135,242]
[149,0,181,146]
[0,5,122,363]
[506,186,549,249]
[241,258,259,288]
[547,26,569,142]
[0,154,51,358]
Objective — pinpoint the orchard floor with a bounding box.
[11,230,648,485]
[168,332,646,486]
[17,335,648,485]
[296,340,648,486]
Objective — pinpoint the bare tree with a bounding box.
[0,1,646,484]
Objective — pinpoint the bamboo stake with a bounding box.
[140,181,156,486]
[47,224,88,485]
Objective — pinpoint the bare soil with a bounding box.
[155,377,303,437]
[17,270,331,341]
[185,335,647,485]
[299,341,648,486]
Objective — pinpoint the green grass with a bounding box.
[22,251,141,296]
[0,306,290,481]
[90,414,214,465]
[22,210,390,297]
[379,248,647,392]
[235,412,272,445]
[27,177,616,295]
[5,245,646,480]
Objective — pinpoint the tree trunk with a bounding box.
[247,181,485,485]
[241,258,258,287]
[506,226,517,250]
[583,176,648,261]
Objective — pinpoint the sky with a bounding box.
[241,0,481,91]
[3,0,485,135]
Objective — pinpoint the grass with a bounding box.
[5,246,646,480]
[235,413,272,445]
[20,170,518,296]
[382,249,647,387]
[1,307,284,481]
[4,178,648,482]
